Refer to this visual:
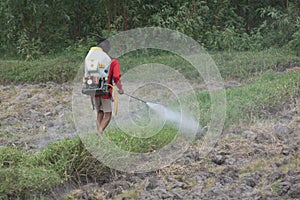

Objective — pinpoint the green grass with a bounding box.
[0,56,81,84]
[118,48,300,83]
[271,179,282,194]
[0,139,108,199]
[106,125,177,153]
[1,48,299,84]
[118,50,202,82]
[0,126,178,198]
[0,147,61,198]
[212,48,300,81]
[198,71,300,127]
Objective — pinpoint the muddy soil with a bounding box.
[0,81,299,199]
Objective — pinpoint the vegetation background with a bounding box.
[0,0,300,59]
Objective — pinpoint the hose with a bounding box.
[108,84,118,116]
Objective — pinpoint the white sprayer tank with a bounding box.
[84,47,111,78]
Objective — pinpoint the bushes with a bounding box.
[1,0,300,58]
[204,27,264,51]
[289,30,300,55]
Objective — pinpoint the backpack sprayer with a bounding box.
[81,46,112,96]
[82,76,110,95]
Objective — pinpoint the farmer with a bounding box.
[93,38,124,135]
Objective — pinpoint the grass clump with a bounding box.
[271,179,282,194]
[0,138,107,199]
[0,147,60,199]
[0,166,61,198]
[106,125,177,153]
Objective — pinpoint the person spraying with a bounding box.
[82,38,124,136]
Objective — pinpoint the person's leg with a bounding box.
[94,97,103,135]
[97,98,112,136]
[97,110,104,135]
[99,112,112,131]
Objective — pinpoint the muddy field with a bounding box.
[0,81,299,199]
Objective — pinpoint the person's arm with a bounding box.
[111,59,124,94]
[116,81,124,94]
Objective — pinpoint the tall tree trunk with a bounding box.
[122,0,128,31]
[191,0,196,14]
[106,0,111,32]
[38,16,44,36]
[77,2,83,39]
[114,1,117,29]
[285,0,289,17]
[245,0,249,33]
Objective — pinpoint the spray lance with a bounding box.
[124,93,148,104]
[101,84,148,115]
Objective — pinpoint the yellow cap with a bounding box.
[90,47,103,51]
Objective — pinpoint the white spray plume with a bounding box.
[146,102,199,135]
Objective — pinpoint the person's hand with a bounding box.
[118,88,124,94]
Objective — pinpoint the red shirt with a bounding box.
[96,59,122,99]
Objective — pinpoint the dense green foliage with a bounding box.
[1,0,300,59]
